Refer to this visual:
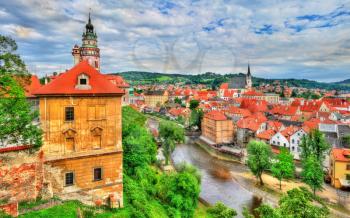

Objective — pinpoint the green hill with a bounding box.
[112,71,350,91]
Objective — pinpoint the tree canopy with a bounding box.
[159,120,185,165]
[300,129,330,163]
[252,188,329,218]
[271,148,295,190]
[246,141,272,186]
[0,34,42,149]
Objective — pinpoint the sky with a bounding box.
[0,0,350,82]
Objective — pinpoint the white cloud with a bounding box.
[0,0,349,81]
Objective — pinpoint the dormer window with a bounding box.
[75,73,91,90]
[80,78,87,85]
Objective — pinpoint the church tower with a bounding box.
[72,12,100,71]
[246,63,252,89]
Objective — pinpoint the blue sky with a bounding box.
[0,0,350,82]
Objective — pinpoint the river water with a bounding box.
[172,139,261,217]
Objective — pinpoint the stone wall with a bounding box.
[0,150,45,211]
[0,202,18,217]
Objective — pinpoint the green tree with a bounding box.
[341,134,350,147]
[158,166,201,218]
[0,35,26,73]
[207,202,237,218]
[0,35,42,149]
[254,188,329,218]
[301,155,324,195]
[123,125,157,175]
[246,141,272,186]
[190,108,203,130]
[300,129,330,163]
[174,97,182,104]
[271,148,295,190]
[159,120,185,165]
[189,99,199,110]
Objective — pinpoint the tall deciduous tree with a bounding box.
[271,148,295,190]
[159,120,184,165]
[246,141,272,186]
[301,155,324,195]
[0,35,42,149]
[190,108,203,130]
[300,129,330,163]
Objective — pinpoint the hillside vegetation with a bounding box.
[113,71,350,91]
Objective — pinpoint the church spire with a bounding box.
[247,63,251,77]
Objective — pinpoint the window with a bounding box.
[65,172,74,186]
[346,174,350,181]
[93,168,102,181]
[347,164,350,170]
[65,107,74,121]
[292,139,295,144]
[80,78,87,85]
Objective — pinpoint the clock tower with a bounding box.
[72,12,100,71]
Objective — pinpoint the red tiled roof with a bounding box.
[243,89,264,96]
[237,117,262,131]
[33,61,124,96]
[24,75,42,97]
[204,110,227,121]
[331,148,350,162]
[256,129,276,140]
[105,75,130,88]
[220,83,229,89]
[267,121,283,131]
[280,126,300,140]
[227,106,251,117]
[270,105,299,116]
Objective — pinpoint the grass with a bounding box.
[18,199,170,218]
[17,199,206,218]
[194,202,212,218]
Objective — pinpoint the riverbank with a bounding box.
[192,139,350,218]
[195,139,242,163]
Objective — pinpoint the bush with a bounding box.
[207,202,237,218]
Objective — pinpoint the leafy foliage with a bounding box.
[252,188,329,218]
[159,120,185,165]
[301,155,324,195]
[190,108,204,130]
[121,106,200,218]
[114,71,350,91]
[157,167,201,218]
[0,34,42,149]
[246,140,272,185]
[300,129,330,163]
[189,99,199,110]
[271,148,295,190]
[207,202,237,218]
[123,125,157,175]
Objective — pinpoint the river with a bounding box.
[172,138,262,217]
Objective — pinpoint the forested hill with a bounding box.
[113,71,350,91]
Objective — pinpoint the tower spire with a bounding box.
[88,8,91,25]
[247,62,251,76]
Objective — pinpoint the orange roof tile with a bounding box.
[331,148,350,162]
[34,61,124,96]
[204,110,227,121]
[257,129,276,140]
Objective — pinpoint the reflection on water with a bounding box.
[172,142,262,217]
